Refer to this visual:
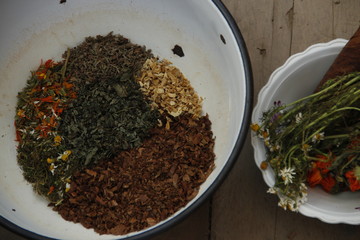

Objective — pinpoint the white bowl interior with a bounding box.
[0,0,249,239]
[252,39,360,224]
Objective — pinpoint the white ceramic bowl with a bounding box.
[0,0,252,239]
[252,39,360,225]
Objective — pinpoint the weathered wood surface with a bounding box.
[1,0,360,239]
[212,1,360,240]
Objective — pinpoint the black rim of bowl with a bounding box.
[0,0,253,239]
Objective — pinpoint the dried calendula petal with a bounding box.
[260,161,268,170]
[136,58,203,118]
[54,135,62,145]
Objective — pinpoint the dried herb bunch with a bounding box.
[251,72,360,211]
[54,114,215,235]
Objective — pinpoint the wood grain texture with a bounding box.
[152,200,210,240]
[291,0,334,54]
[275,210,360,240]
[211,134,278,240]
[211,1,283,239]
[224,0,275,98]
[0,227,27,240]
[212,0,360,240]
[269,0,294,73]
[333,0,360,37]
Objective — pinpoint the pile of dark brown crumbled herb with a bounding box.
[15,32,215,235]
[54,114,214,235]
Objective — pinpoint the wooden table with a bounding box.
[1,0,360,239]
[156,1,360,239]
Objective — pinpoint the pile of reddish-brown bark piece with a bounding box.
[54,114,215,235]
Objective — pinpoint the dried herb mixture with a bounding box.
[15,55,78,202]
[15,32,215,235]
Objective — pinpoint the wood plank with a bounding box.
[211,0,299,239]
[275,1,360,239]
[275,211,360,240]
[222,0,277,98]
[291,0,334,54]
[212,0,276,238]
[269,0,295,73]
[152,200,210,240]
[333,0,360,37]
[211,0,296,239]
[214,0,360,240]
[211,134,278,240]
[0,227,27,240]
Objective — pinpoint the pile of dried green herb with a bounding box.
[15,32,215,235]
[58,73,159,165]
[64,32,152,84]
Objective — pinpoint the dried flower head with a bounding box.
[311,132,324,143]
[295,112,303,123]
[279,167,296,185]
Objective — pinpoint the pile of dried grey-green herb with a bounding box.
[15,32,215,235]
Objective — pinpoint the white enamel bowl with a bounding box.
[252,39,360,225]
[0,0,252,239]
